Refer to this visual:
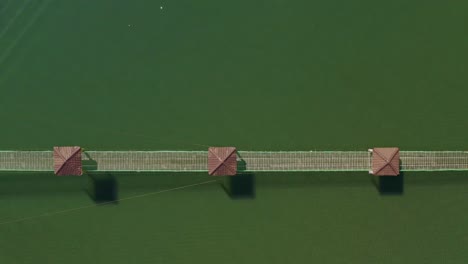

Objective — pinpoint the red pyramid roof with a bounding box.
[54,146,82,176]
[208,147,237,176]
[371,147,400,176]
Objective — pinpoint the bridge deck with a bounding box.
[1,150,468,173]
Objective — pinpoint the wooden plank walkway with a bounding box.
[0,151,52,171]
[0,151,467,172]
[239,151,371,171]
[400,151,468,171]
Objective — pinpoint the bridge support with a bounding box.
[222,173,255,198]
[369,147,403,194]
[374,173,404,194]
[86,173,118,202]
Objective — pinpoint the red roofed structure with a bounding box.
[208,147,237,176]
[54,146,82,176]
[371,147,400,176]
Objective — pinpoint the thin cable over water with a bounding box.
[0,179,219,226]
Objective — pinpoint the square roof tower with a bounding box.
[53,146,82,176]
[208,147,237,176]
[371,147,400,176]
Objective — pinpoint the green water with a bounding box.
[0,0,467,263]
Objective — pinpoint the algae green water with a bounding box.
[1,0,468,263]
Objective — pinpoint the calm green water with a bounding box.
[0,0,467,263]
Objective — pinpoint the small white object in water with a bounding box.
[160,6,163,10]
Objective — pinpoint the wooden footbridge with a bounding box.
[1,148,467,175]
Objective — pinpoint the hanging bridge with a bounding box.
[1,150,468,172]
